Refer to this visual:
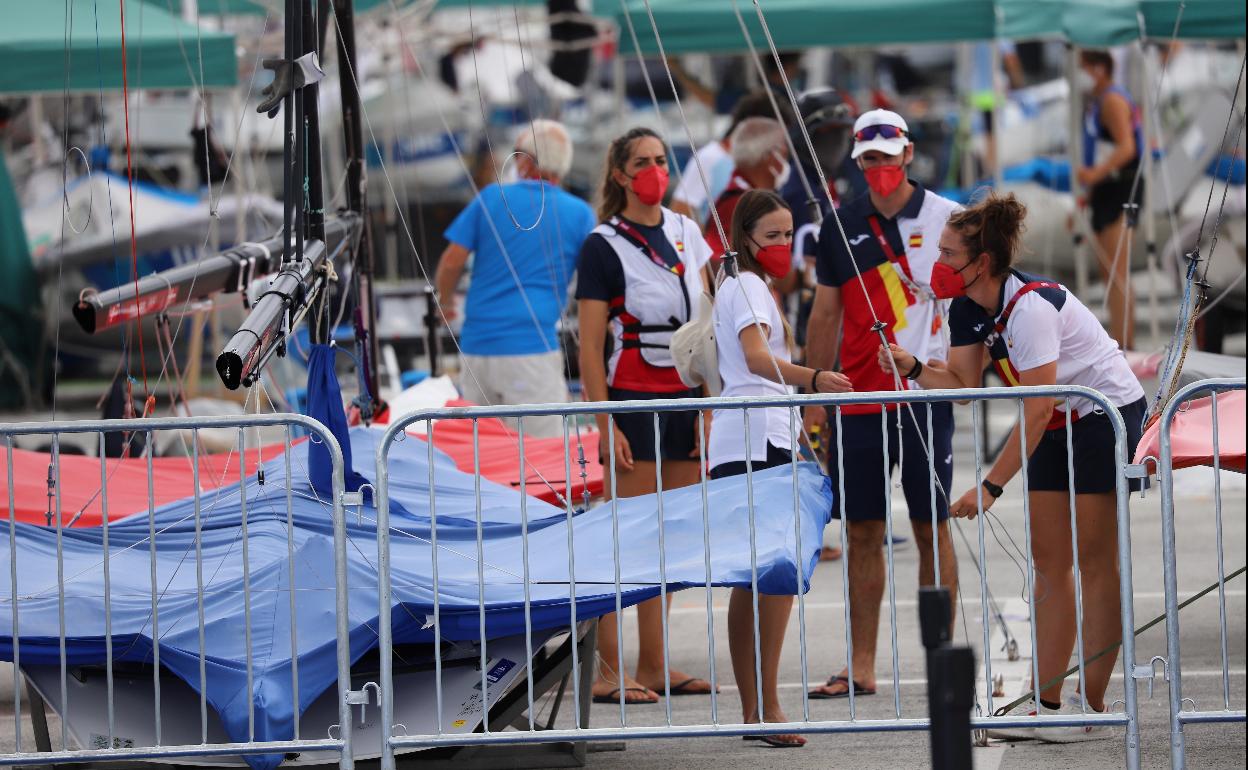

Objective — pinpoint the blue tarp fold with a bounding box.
[1,428,831,768]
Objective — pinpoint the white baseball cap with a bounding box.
[850,109,910,159]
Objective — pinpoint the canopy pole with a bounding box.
[1066,45,1089,297]
[957,44,975,190]
[990,40,1005,192]
[1138,42,1161,349]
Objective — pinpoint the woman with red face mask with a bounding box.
[577,127,715,706]
[878,191,1146,742]
[709,189,852,747]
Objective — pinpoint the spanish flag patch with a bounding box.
[908,232,923,249]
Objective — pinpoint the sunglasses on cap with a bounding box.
[854,124,907,142]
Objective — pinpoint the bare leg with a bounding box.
[730,588,802,744]
[912,519,959,631]
[592,459,658,703]
[1096,215,1135,350]
[809,519,885,695]
[1030,490,1076,706]
[636,459,712,693]
[1072,492,1122,711]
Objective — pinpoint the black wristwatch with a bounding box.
[982,479,1004,499]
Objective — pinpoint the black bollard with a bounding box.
[920,586,976,770]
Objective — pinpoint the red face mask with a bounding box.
[751,241,792,280]
[864,164,905,197]
[628,165,669,206]
[930,259,980,299]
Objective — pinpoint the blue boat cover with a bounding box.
[1,428,831,768]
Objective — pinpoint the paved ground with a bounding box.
[561,402,1248,769]
[1,401,1244,769]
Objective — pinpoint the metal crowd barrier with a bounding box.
[374,384,1146,770]
[0,414,357,770]
[1156,377,1247,770]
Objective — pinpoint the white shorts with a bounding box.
[457,351,570,438]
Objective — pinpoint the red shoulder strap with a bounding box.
[994,280,1061,334]
[866,214,917,285]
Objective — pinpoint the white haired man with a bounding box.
[435,119,595,437]
[703,117,792,266]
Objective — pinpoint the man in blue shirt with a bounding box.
[435,120,595,437]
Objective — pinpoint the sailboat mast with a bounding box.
[334,0,383,413]
[303,0,329,342]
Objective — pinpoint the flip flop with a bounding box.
[757,734,807,748]
[592,687,657,705]
[742,727,806,747]
[807,674,876,700]
[659,677,716,696]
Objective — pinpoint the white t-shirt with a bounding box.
[671,141,734,221]
[949,270,1145,417]
[708,272,798,468]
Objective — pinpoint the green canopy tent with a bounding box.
[998,0,1245,44]
[614,0,1244,53]
[154,0,555,16]
[0,0,237,94]
[1138,0,1247,40]
[616,0,997,55]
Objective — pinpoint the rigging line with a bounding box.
[404,0,565,356]
[748,0,916,478]
[1192,53,1245,258]
[51,0,78,423]
[1093,1,1190,316]
[256,369,534,584]
[328,1,565,505]
[465,0,549,234]
[26,391,262,599]
[1154,70,1246,414]
[1197,108,1245,285]
[1194,267,1246,322]
[119,0,151,401]
[743,0,1027,638]
[635,0,814,455]
[729,0,818,211]
[616,0,689,195]
[497,3,596,486]
[144,9,271,409]
[90,0,132,389]
[745,0,888,330]
[504,3,588,393]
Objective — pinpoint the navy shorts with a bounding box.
[826,402,954,524]
[605,387,702,463]
[1027,397,1148,494]
[709,442,793,479]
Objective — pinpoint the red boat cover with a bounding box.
[1135,390,1246,474]
[1,445,286,527]
[3,395,605,525]
[392,400,603,506]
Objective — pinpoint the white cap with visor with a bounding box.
[851,109,910,159]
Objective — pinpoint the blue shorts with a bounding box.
[1027,397,1148,494]
[826,402,954,524]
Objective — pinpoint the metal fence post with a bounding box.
[1158,377,1247,770]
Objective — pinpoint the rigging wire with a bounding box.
[330,1,575,506]
[118,0,153,409]
[1093,2,1190,325]
[1151,53,1246,419]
